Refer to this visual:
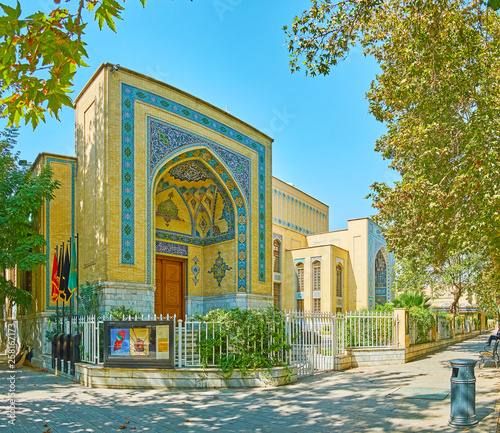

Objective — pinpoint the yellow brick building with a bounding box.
[27,64,393,322]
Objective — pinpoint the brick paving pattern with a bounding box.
[1,333,499,432]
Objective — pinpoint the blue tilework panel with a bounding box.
[368,221,393,309]
[121,84,267,282]
[155,240,188,257]
[45,158,76,311]
[150,119,251,203]
[208,251,232,287]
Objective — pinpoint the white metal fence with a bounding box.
[69,310,398,377]
[343,311,397,348]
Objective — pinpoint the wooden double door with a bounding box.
[155,256,185,319]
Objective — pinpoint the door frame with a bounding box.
[155,254,186,320]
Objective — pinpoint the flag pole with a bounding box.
[76,233,79,330]
[61,241,65,334]
[55,245,59,332]
[69,237,72,336]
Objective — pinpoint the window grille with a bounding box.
[296,299,304,311]
[296,263,304,292]
[273,239,281,273]
[273,283,281,308]
[313,298,321,313]
[336,264,343,297]
[312,260,321,292]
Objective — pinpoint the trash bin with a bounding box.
[448,359,478,428]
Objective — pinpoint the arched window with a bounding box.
[336,264,343,298]
[273,239,281,273]
[375,249,387,305]
[312,260,321,292]
[296,262,304,292]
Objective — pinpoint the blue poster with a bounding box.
[110,328,130,356]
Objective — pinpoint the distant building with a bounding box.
[271,178,394,314]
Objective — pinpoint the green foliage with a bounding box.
[0,128,59,308]
[409,307,436,344]
[285,0,500,310]
[345,309,394,347]
[195,307,291,377]
[391,290,431,309]
[77,281,102,316]
[0,0,147,129]
[108,305,141,320]
[375,303,394,313]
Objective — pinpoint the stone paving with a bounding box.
[1,333,499,433]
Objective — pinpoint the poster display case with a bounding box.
[103,321,174,368]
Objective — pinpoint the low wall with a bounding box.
[59,364,297,389]
[405,330,481,363]
[342,331,482,369]
[347,347,406,368]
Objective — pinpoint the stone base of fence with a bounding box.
[347,347,406,368]
[334,354,352,371]
[53,364,297,389]
[404,330,482,363]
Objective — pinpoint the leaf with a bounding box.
[487,0,500,11]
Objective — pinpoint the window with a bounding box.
[273,239,281,273]
[296,263,304,292]
[297,299,304,312]
[312,260,321,292]
[313,298,321,313]
[336,264,343,297]
[375,249,387,305]
[273,283,281,308]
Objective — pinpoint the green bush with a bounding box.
[345,309,394,347]
[410,307,435,344]
[109,306,142,320]
[194,307,291,377]
[77,281,103,316]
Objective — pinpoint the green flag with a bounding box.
[68,237,78,298]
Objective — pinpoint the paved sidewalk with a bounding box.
[1,333,499,432]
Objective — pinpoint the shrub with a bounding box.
[409,307,435,344]
[194,307,291,377]
[109,306,142,320]
[77,281,103,316]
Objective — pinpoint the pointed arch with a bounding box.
[375,248,388,305]
[148,147,248,292]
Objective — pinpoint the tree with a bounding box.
[391,289,431,309]
[285,1,500,299]
[0,128,59,309]
[0,0,146,129]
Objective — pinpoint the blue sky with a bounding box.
[7,0,396,230]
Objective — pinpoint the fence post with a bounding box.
[177,319,183,368]
[393,308,409,348]
[333,315,338,369]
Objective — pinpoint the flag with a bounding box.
[50,251,60,302]
[68,237,78,297]
[59,245,71,302]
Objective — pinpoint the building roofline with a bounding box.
[272,176,329,208]
[287,244,348,254]
[33,152,77,168]
[74,63,274,143]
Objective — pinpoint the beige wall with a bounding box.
[31,153,77,313]
[306,218,370,310]
[272,177,328,236]
[287,245,349,314]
